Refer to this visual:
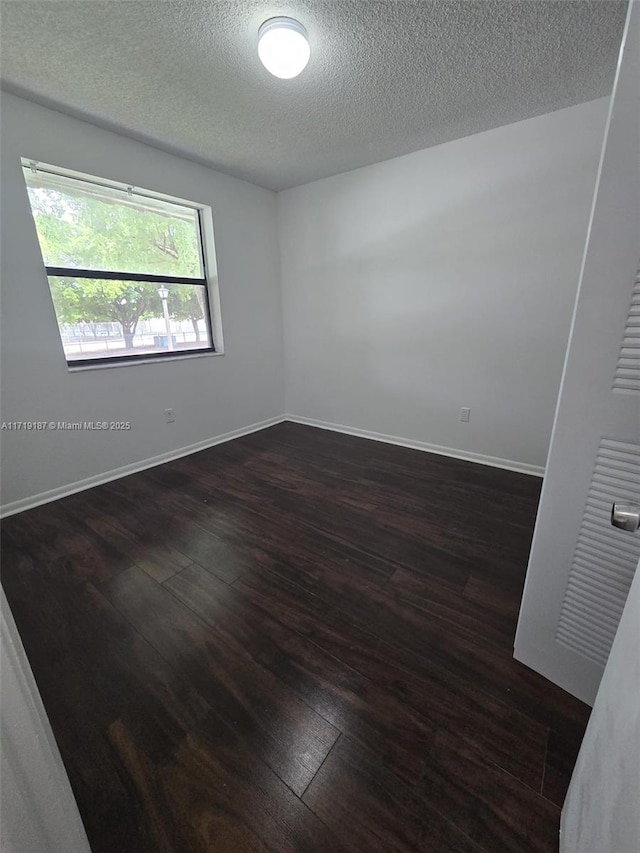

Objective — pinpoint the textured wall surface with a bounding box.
[0,0,626,190]
[278,98,609,469]
[0,94,284,510]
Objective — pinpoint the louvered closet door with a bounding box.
[555,437,640,667]
[515,2,640,706]
[614,271,640,393]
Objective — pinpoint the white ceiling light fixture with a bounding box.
[258,17,310,79]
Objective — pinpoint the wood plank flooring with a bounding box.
[0,422,591,852]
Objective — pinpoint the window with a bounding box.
[22,160,221,366]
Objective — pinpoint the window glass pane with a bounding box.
[47,278,212,362]
[24,169,203,278]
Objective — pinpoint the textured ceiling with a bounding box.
[0,1,627,190]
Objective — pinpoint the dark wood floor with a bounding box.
[1,422,590,852]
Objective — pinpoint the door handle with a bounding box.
[611,503,640,532]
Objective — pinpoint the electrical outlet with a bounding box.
[165,408,176,423]
[460,407,471,423]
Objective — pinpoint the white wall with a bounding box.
[560,561,640,853]
[0,93,612,510]
[277,99,609,471]
[0,93,284,513]
[1,590,91,853]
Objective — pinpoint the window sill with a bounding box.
[67,349,225,372]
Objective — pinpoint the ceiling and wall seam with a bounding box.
[0,0,626,191]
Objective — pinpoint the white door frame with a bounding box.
[515,0,640,705]
[0,590,91,853]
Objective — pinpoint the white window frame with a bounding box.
[21,158,224,370]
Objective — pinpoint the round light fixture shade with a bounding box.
[258,17,310,79]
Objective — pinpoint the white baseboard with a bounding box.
[0,415,286,519]
[285,415,545,477]
[0,412,544,518]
